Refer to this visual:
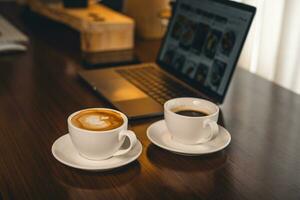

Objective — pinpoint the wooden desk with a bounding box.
[1,3,300,200]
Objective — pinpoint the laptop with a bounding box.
[79,0,256,119]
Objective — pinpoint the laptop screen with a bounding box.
[157,0,256,103]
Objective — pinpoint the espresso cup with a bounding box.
[164,98,219,145]
[68,108,137,160]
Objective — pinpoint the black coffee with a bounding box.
[175,109,208,117]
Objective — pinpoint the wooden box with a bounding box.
[28,0,134,52]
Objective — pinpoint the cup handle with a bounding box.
[113,130,137,157]
[197,119,219,144]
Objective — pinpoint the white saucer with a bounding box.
[147,120,231,155]
[52,134,142,171]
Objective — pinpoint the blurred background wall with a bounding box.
[236,0,300,94]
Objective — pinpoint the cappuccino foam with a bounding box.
[71,109,124,131]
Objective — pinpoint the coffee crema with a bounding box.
[71,109,124,131]
[171,107,209,117]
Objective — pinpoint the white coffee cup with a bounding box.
[164,98,219,145]
[68,108,137,160]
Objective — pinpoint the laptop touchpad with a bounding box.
[95,78,148,101]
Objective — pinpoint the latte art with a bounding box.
[79,115,111,129]
[71,109,124,131]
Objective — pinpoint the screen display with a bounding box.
[158,0,255,100]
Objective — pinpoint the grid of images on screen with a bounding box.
[162,3,237,94]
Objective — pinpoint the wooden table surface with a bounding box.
[1,3,300,200]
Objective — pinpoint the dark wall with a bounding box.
[101,0,123,11]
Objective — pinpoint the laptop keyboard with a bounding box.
[116,66,199,105]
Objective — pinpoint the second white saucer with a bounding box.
[147,120,231,155]
[52,134,142,171]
